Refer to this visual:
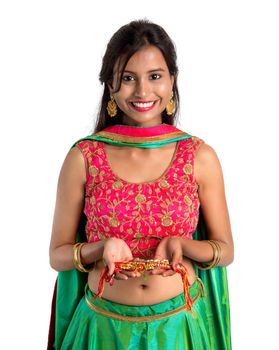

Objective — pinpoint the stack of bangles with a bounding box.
[72,239,221,313]
[73,243,95,273]
[193,239,222,270]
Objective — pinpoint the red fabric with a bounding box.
[103,123,183,137]
[76,137,204,259]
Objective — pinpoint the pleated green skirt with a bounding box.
[60,277,212,350]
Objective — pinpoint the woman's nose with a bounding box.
[134,79,150,98]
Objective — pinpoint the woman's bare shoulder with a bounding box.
[195,142,218,161]
[58,146,87,185]
[194,142,223,185]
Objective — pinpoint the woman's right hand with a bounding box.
[103,238,140,280]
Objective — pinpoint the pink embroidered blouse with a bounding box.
[76,137,204,259]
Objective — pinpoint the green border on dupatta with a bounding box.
[72,134,192,148]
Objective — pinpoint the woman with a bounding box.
[48,19,233,349]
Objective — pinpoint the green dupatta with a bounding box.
[48,125,232,349]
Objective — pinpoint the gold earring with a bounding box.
[107,95,117,117]
[166,92,175,116]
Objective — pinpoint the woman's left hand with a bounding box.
[151,236,184,277]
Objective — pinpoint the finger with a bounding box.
[149,268,165,275]
[153,252,165,260]
[154,238,168,259]
[114,272,128,280]
[162,270,176,277]
[121,271,141,278]
[108,275,115,286]
[107,261,115,276]
[123,254,133,262]
[171,251,183,267]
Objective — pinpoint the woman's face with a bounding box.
[110,45,174,127]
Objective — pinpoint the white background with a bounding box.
[1,0,278,349]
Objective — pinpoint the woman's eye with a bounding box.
[150,74,161,80]
[122,75,135,81]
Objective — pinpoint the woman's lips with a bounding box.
[129,100,157,112]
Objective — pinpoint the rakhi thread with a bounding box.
[93,259,195,313]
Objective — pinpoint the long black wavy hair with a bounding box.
[94,19,180,132]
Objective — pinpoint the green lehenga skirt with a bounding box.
[60,278,210,350]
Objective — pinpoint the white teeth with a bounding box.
[132,101,155,108]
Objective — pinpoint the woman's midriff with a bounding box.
[87,257,196,306]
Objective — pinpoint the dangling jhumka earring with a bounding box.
[107,95,117,117]
[166,91,175,116]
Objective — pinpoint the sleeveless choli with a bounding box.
[76,137,204,259]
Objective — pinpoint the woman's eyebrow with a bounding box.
[123,68,166,74]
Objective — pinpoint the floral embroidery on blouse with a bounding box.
[76,137,204,259]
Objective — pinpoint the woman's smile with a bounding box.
[129,100,158,112]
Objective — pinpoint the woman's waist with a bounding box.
[84,276,204,321]
[87,258,196,306]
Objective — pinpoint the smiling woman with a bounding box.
[48,19,233,350]
[110,45,174,126]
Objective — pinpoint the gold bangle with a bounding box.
[195,241,217,270]
[194,240,221,270]
[73,243,95,273]
[207,240,220,267]
[210,240,221,266]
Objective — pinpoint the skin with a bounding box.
[110,45,174,127]
[49,45,234,305]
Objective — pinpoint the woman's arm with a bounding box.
[181,143,234,266]
[49,147,104,272]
